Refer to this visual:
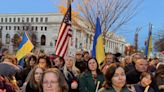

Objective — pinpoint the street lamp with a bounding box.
[134,27,142,52]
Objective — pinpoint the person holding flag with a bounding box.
[16,32,34,67]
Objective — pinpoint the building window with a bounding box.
[9,26,11,30]
[9,18,12,22]
[45,17,48,22]
[6,26,8,30]
[23,26,25,30]
[75,38,78,48]
[0,26,3,30]
[31,26,34,31]
[18,18,20,22]
[13,18,16,22]
[31,18,34,22]
[55,40,57,46]
[22,18,25,22]
[36,17,38,22]
[45,27,47,31]
[17,26,20,30]
[14,26,16,30]
[40,17,43,22]
[26,18,29,22]
[6,34,10,44]
[5,18,8,22]
[41,26,43,31]
[35,26,38,31]
[41,35,46,45]
[1,18,3,22]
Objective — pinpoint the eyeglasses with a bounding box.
[43,80,58,85]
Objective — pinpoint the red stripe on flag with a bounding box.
[55,26,70,55]
[58,34,70,56]
[55,5,72,57]
[55,23,67,49]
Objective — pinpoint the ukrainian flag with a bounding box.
[92,17,105,64]
[145,29,152,58]
[16,32,34,61]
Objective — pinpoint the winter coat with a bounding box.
[98,86,130,92]
[79,71,104,92]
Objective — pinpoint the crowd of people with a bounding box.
[0,48,164,92]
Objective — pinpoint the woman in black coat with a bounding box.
[25,66,44,92]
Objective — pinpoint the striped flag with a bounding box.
[55,5,72,57]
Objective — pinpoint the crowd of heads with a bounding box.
[0,48,164,92]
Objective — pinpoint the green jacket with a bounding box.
[79,71,104,92]
[98,86,130,92]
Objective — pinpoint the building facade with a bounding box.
[0,13,126,56]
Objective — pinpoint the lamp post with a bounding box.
[134,27,141,52]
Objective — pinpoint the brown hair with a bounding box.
[27,65,44,92]
[140,72,153,81]
[2,55,17,65]
[42,68,69,92]
[38,54,51,68]
[103,63,125,89]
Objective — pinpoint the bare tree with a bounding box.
[154,30,164,52]
[56,0,142,43]
[11,22,37,51]
[77,0,143,36]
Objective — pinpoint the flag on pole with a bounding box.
[16,32,34,61]
[92,17,105,64]
[55,5,72,57]
[145,27,152,58]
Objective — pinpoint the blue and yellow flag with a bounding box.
[16,32,34,61]
[92,17,105,64]
[145,29,152,58]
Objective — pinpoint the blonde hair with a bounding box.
[63,56,80,80]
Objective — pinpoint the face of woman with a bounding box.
[39,58,47,69]
[141,74,152,87]
[88,59,97,71]
[43,72,61,92]
[30,58,35,67]
[65,57,74,69]
[34,68,43,83]
[112,67,126,88]
[53,58,61,67]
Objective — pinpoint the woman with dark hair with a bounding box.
[19,54,37,85]
[99,63,129,92]
[25,66,44,92]
[37,54,51,69]
[155,63,164,92]
[132,72,156,92]
[42,68,68,92]
[79,58,104,92]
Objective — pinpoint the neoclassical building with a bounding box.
[0,13,126,56]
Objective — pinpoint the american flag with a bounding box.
[55,5,72,57]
